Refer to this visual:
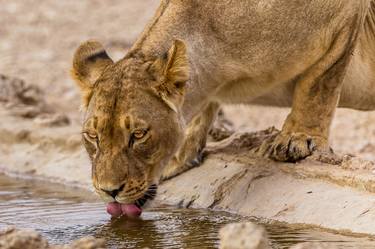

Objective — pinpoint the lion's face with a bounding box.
[71,40,189,206]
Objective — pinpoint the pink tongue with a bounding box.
[121,203,142,217]
[106,202,122,217]
[106,202,142,218]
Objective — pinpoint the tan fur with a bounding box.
[72,39,188,203]
[71,40,113,108]
[72,0,375,202]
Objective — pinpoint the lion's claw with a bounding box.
[256,132,328,162]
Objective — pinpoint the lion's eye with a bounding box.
[83,132,98,141]
[128,129,149,148]
[133,130,147,139]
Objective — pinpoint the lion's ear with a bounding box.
[71,40,113,108]
[153,40,190,113]
[163,39,189,84]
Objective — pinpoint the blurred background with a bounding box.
[1,0,374,161]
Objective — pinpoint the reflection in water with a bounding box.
[93,209,243,249]
[0,174,375,249]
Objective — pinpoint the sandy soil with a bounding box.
[1,0,375,237]
[0,0,158,117]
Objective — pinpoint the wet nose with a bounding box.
[101,183,125,198]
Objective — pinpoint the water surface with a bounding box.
[0,174,374,248]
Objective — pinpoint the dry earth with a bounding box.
[1,0,375,238]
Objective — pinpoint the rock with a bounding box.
[0,227,49,249]
[219,223,339,249]
[205,127,279,155]
[341,155,375,171]
[0,74,70,126]
[290,242,337,249]
[7,105,47,118]
[0,74,46,107]
[0,227,106,249]
[34,113,70,127]
[63,237,106,249]
[209,108,235,142]
[0,74,51,118]
[219,222,271,249]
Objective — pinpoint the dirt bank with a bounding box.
[1,0,375,239]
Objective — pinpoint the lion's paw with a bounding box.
[255,132,328,162]
[186,148,205,167]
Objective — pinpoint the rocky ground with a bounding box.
[1,0,375,245]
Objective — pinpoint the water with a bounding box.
[1,174,375,249]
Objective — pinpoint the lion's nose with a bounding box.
[101,183,125,198]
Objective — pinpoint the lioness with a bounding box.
[72,0,375,216]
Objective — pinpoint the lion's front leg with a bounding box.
[162,102,219,180]
[257,24,358,162]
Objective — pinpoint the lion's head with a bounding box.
[71,40,189,208]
